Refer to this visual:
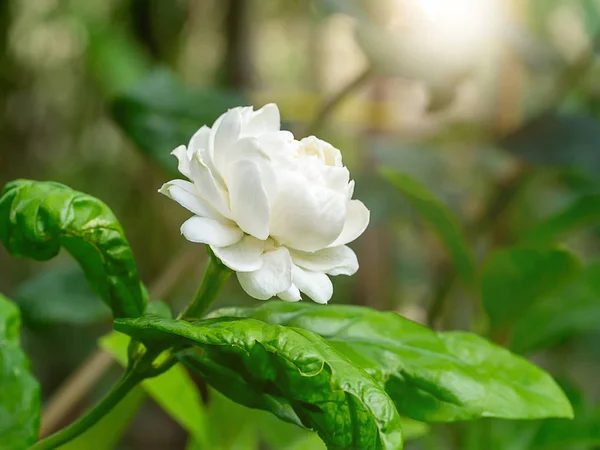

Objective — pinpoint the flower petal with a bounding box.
[328,200,370,247]
[189,125,210,152]
[226,137,269,165]
[189,152,232,219]
[277,284,301,302]
[271,174,347,252]
[213,109,242,166]
[226,138,277,195]
[159,179,220,219]
[259,131,295,158]
[189,125,212,165]
[243,103,280,137]
[171,145,192,178]
[181,216,243,246]
[227,159,271,240]
[290,245,358,276]
[210,235,264,272]
[292,265,333,304]
[237,248,292,300]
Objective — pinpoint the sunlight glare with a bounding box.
[412,0,502,53]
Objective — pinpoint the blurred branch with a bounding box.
[221,0,254,90]
[129,0,188,66]
[129,0,161,60]
[306,66,373,136]
[40,247,200,437]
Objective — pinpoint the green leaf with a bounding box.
[0,294,41,450]
[0,180,147,318]
[209,302,573,422]
[511,260,600,353]
[99,330,209,447]
[188,387,322,450]
[474,383,600,450]
[190,388,427,450]
[58,386,146,450]
[114,315,404,450]
[482,247,581,330]
[111,69,246,175]
[382,169,477,285]
[14,264,110,327]
[519,195,600,244]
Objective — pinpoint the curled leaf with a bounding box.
[0,180,147,318]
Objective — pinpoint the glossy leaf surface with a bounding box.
[210,302,573,422]
[0,294,41,450]
[0,180,147,318]
[114,315,404,450]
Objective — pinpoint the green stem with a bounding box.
[29,370,142,450]
[180,252,231,320]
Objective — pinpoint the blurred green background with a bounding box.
[2,0,600,448]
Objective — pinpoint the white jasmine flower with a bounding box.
[159,104,369,304]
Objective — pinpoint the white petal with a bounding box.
[323,166,350,191]
[237,248,292,300]
[226,137,269,166]
[181,216,243,246]
[189,152,232,219]
[292,265,333,304]
[299,136,342,167]
[171,145,192,178]
[277,284,301,302]
[210,235,264,272]
[347,180,355,200]
[290,245,358,276]
[270,174,347,252]
[227,159,271,240]
[214,109,242,163]
[159,180,220,219]
[243,103,280,137]
[189,125,212,165]
[328,200,370,247]
[259,131,295,156]
[189,126,210,152]
[227,138,277,195]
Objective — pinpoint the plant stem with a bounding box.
[40,248,199,437]
[30,370,142,450]
[180,253,231,320]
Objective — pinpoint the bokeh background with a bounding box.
[2,0,600,448]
